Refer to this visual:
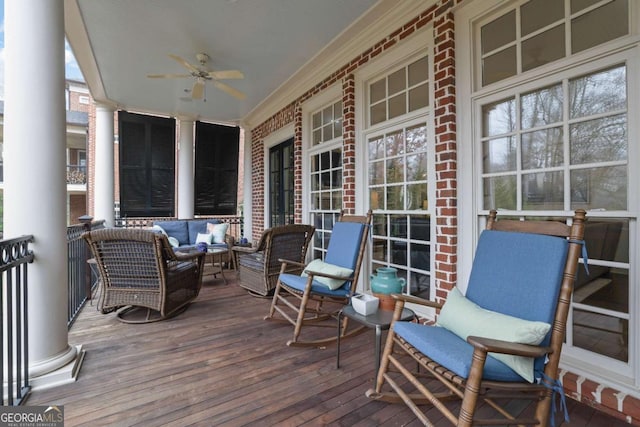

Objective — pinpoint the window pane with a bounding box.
[370,187,384,210]
[370,79,386,103]
[389,93,407,119]
[322,124,332,142]
[481,10,515,54]
[387,185,404,210]
[409,83,429,111]
[332,190,342,211]
[483,46,517,86]
[572,0,629,54]
[322,106,333,126]
[483,137,516,173]
[406,124,427,153]
[407,183,427,210]
[483,175,517,210]
[372,238,388,263]
[522,127,564,170]
[312,129,321,145]
[573,309,628,362]
[571,0,603,13]
[483,98,516,137]
[387,158,405,184]
[522,171,564,210]
[388,68,406,95]
[570,66,626,119]
[522,25,565,72]
[370,102,386,125]
[570,114,627,164]
[408,56,429,86]
[521,0,564,35]
[312,112,321,128]
[570,166,627,210]
[369,161,384,185]
[406,153,427,182]
[368,136,385,160]
[521,84,563,129]
[386,131,404,156]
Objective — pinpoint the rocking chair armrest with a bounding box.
[391,293,443,310]
[467,336,552,358]
[303,269,355,281]
[278,258,306,268]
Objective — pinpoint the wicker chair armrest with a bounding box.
[233,245,259,254]
[467,336,552,358]
[391,293,443,310]
[174,251,206,262]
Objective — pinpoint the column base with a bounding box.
[29,345,85,391]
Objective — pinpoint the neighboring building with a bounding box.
[0,79,91,230]
[242,1,639,423]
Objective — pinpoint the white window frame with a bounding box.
[456,0,640,394]
[355,30,436,315]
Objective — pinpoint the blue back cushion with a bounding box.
[466,230,568,328]
[325,222,366,271]
[154,221,189,246]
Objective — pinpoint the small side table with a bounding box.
[206,248,228,285]
[336,305,415,375]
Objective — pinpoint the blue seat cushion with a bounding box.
[324,221,367,270]
[278,273,351,298]
[393,322,525,382]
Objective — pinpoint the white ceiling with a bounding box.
[64,0,391,126]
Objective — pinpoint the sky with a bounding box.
[0,1,85,98]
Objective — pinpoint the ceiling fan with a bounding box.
[147,53,246,100]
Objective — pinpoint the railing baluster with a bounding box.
[1,235,34,406]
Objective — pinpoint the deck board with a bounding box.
[26,272,629,426]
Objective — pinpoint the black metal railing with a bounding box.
[1,235,34,406]
[66,165,87,185]
[67,217,105,327]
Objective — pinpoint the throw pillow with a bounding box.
[195,232,213,245]
[207,222,229,244]
[301,259,353,290]
[151,225,168,236]
[167,236,180,248]
[436,286,551,383]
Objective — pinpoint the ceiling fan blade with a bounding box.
[213,81,246,100]
[147,73,191,79]
[207,70,244,80]
[192,80,205,100]
[168,54,199,73]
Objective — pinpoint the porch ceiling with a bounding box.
[64,0,389,126]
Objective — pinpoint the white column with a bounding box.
[4,0,82,386]
[177,118,195,219]
[94,104,115,226]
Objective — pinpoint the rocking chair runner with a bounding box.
[366,209,587,426]
[83,228,205,323]
[265,210,372,347]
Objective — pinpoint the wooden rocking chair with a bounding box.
[366,209,587,426]
[265,210,372,347]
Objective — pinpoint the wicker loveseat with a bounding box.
[233,224,315,296]
[83,228,205,323]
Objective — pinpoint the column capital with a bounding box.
[95,102,116,113]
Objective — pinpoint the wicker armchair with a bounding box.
[83,228,205,323]
[233,224,315,297]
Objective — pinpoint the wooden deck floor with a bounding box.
[26,271,629,426]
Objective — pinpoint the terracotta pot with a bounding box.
[373,292,396,311]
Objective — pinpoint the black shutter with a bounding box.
[119,111,175,217]
[194,122,239,215]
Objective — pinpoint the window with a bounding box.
[480,0,629,86]
[194,122,239,216]
[309,100,343,259]
[368,56,429,126]
[467,0,637,379]
[118,111,175,217]
[364,53,432,301]
[269,138,295,226]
